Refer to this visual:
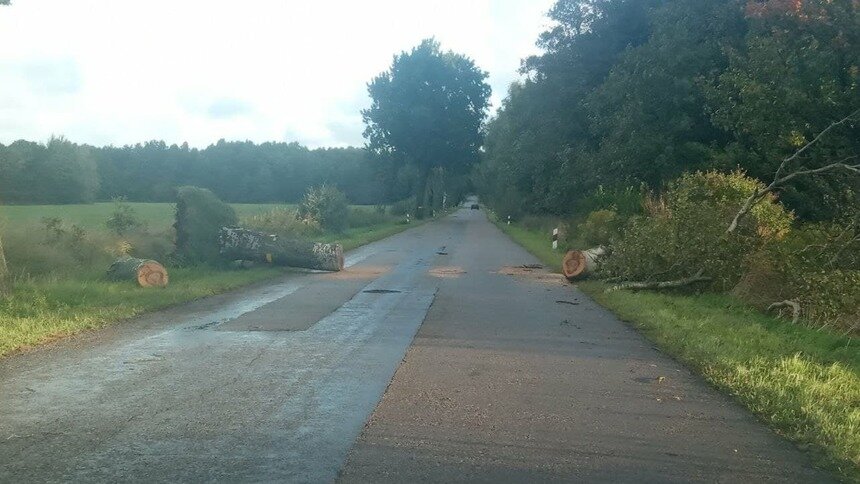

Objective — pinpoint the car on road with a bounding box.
[470,203,480,210]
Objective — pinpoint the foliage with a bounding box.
[389,197,415,217]
[347,206,391,229]
[603,171,793,291]
[1,139,388,205]
[104,197,143,235]
[242,207,322,239]
[477,0,859,221]
[575,185,645,219]
[0,137,99,204]
[297,185,349,233]
[736,216,860,333]
[173,186,237,264]
[579,209,622,247]
[364,38,491,217]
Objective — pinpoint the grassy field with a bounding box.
[0,202,422,358]
[0,202,295,231]
[494,215,859,482]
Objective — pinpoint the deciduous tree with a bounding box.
[363,39,490,217]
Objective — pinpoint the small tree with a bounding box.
[173,186,237,264]
[297,185,349,233]
[105,197,143,235]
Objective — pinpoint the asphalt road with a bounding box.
[0,205,831,483]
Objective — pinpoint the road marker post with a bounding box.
[507,215,511,225]
[552,227,559,250]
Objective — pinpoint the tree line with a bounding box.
[476,0,859,222]
[0,137,399,205]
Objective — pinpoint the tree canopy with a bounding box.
[0,139,388,205]
[477,0,859,221]
[363,38,491,216]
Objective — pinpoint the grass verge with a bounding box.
[495,217,859,482]
[0,219,422,358]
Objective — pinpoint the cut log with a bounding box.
[562,246,607,281]
[219,227,344,272]
[107,257,169,287]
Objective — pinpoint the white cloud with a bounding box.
[0,0,553,148]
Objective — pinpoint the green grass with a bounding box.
[0,202,294,231]
[496,218,860,482]
[0,267,282,356]
[0,207,425,359]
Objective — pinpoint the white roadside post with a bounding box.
[406,213,411,224]
[507,215,511,225]
[552,227,559,250]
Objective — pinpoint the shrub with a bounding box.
[297,185,349,233]
[242,207,322,239]
[579,209,623,247]
[603,171,793,291]
[489,186,524,222]
[3,221,114,279]
[105,197,143,235]
[347,207,391,228]
[173,186,237,264]
[390,197,415,216]
[576,185,644,219]
[735,219,860,333]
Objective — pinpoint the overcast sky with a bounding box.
[0,1,554,149]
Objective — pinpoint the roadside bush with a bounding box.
[579,209,623,247]
[242,207,322,239]
[3,220,114,279]
[603,171,793,291]
[576,185,644,219]
[389,197,415,216]
[105,197,143,235]
[173,186,237,264]
[735,219,860,333]
[348,207,391,228]
[297,185,349,233]
[489,186,524,222]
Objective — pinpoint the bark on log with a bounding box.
[219,227,344,272]
[562,246,607,281]
[608,269,711,292]
[107,257,169,287]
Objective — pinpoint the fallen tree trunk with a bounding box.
[107,257,169,287]
[562,246,607,281]
[608,269,711,292]
[219,227,344,272]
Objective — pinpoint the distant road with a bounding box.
[0,203,830,482]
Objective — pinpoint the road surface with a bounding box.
[0,205,830,482]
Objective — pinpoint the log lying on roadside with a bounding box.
[562,246,607,281]
[107,257,169,287]
[219,227,344,272]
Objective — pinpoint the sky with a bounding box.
[0,0,554,149]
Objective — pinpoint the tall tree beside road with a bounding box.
[363,39,491,217]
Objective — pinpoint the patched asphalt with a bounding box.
[0,205,833,482]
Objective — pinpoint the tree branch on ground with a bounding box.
[607,268,711,292]
[768,300,801,324]
[727,108,860,234]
